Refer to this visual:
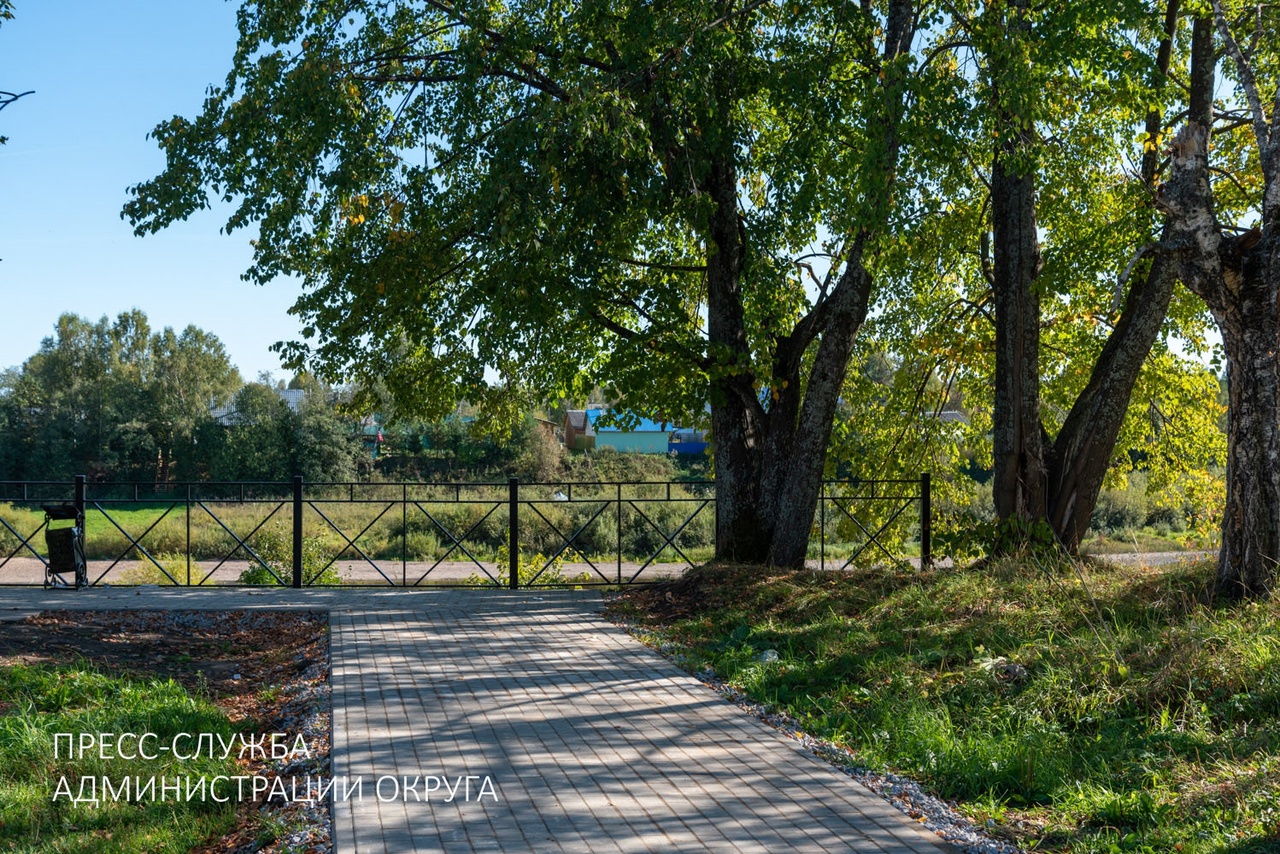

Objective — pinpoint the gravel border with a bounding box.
[254,654,333,854]
[605,609,1024,854]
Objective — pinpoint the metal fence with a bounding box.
[0,474,930,588]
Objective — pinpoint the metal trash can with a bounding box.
[42,503,86,589]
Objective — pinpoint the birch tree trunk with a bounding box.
[1158,8,1280,597]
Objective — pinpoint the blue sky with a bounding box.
[0,0,302,380]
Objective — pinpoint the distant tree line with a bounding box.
[0,311,365,483]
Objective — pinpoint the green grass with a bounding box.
[610,557,1280,852]
[1080,526,1211,556]
[0,663,240,853]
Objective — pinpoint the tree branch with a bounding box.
[616,257,707,273]
[1210,0,1272,157]
[0,89,33,113]
[1111,243,1154,315]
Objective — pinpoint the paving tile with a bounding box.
[325,590,954,853]
[0,586,956,853]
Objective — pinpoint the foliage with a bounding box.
[125,0,896,418]
[239,525,341,586]
[0,311,240,482]
[612,558,1280,851]
[0,312,370,485]
[826,0,1229,555]
[469,544,593,587]
[97,0,1246,566]
[184,382,364,483]
[116,553,187,586]
[120,0,993,564]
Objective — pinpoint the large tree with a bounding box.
[125,0,965,565]
[1159,3,1280,597]
[146,325,242,483]
[0,312,241,483]
[878,0,1224,555]
[981,0,1191,551]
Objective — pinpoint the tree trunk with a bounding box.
[990,129,1048,526]
[705,147,771,563]
[987,0,1047,531]
[1161,124,1280,598]
[156,444,172,486]
[1216,286,1280,597]
[1045,0,1183,551]
[704,0,914,566]
[763,247,875,567]
[990,0,1185,552]
[1044,251,1176,551]
[1157,11,1280,597]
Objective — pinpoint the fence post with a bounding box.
[820,481,826,571]
[508,477,519,590]
[75,475,87,589]
[402,482,408,587]
[292,476,304,588]
[920,472,931,570]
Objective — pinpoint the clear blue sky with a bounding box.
[0,0,302,380]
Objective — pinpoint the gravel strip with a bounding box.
[606,610,1024,854]
[253,654,333,854]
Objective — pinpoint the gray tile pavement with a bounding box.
[0,586,954,852]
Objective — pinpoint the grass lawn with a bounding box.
[1079,528,1210,556]
[0,663,240,853]
[609,557,1280,852]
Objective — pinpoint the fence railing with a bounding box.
[0,474,930,588]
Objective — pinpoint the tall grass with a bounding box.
[612,557,1280,852]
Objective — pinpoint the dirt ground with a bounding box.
[0,609,331,853]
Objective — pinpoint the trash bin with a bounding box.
[42,503,86,589]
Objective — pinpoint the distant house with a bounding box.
[209,386,309,425]
[668,427,708,456]
[587,410,672,454]
[561,408,710,455]
[562,410,596,451]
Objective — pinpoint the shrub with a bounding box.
[239,526,342,585]
[468,544,593,586]
[115,553,186,585]
[1092,472,1149,531]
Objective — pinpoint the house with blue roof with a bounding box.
[585,409,672,454]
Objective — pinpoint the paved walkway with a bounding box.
[0,587,953,852]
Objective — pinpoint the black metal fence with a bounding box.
[0,474,930,588]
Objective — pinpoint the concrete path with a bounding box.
[0,587,953,852]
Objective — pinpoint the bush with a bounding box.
[468,544,593,586]
[1092,472,1150,532]
[115,553,186,585]
[239,526,342,585]
[0,503,42,554]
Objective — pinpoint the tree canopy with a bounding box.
[125,0,1248,573]
[0,312,364,484]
